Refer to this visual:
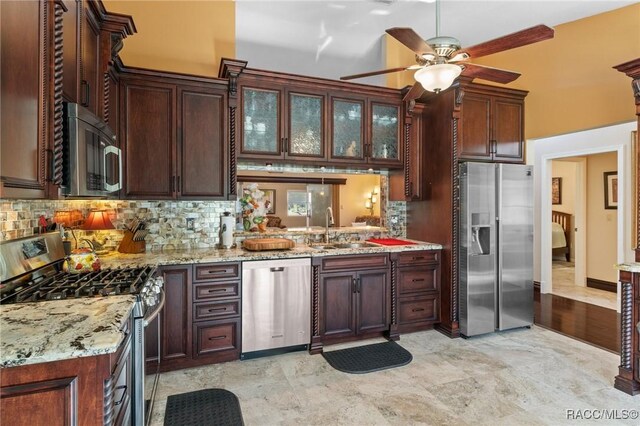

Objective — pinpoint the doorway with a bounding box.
[549,154,618,310]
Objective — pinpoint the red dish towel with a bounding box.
[366,238,416,246]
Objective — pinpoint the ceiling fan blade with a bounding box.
[340,67,407,81]
[453,25,554,59]
[403,83,425,102]
[461,63,521,84]
[386,27,436,56]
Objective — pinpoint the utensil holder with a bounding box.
[118,230,146,253]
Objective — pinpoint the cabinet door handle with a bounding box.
[352,278,357,293]
[283,137,288,153]
[208,335,227,341]
[113,385,127,406]
[412,308,425,312]
[357,277,361,293]
[411,278,425,282]
[81,80,90,107]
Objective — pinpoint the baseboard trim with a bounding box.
[586,277,617,293]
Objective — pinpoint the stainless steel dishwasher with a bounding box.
[241,258,311,359]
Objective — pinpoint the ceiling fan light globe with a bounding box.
[414,64,461,93]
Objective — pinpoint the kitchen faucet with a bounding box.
[325,207,334,243]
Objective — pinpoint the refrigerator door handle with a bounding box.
[496,165,503,330]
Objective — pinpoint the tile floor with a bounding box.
[552,261,618,310]
[149,327,638,425]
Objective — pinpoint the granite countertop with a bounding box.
[616,262,640,273]
[99,239,443,268]
[0,295,135,368]
[235,226,387,237]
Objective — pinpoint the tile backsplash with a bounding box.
[1,181,406,251]
[1,200,236,251]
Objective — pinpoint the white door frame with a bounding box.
[540,145,625,311]
[574,158,587,288]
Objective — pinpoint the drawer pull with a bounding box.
[207,269,227,274]
[271,334,283,338]
[208,335,227,341]
[208,307,227,312]
[208,288,227,293]
[412,256,425,261]
[113,385,127,406]
[411,278,425,282]
[270,267,285,272]
[412,308,425,312]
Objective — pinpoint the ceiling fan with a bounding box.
[340,0,554,102]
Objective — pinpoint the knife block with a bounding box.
[118,230,146,253]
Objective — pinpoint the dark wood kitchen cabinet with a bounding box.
[233,67,404,169]
[0,0,52,199]
[158,262,241,373]
[119,67,228,200]
[0,313,133,426]
[392,250,441,333]
[312,254,390,351]
[159,265,192,366]
[238,82,327,161]
[459,85,526,163]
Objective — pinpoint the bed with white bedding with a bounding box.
[551,210,571,262]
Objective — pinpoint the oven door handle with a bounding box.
[143,290,165,327]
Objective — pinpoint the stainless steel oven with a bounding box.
[63,102,122,197]
[131,277,164,426]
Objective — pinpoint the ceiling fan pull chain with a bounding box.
[435,0,440,38]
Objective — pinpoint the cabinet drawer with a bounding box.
[193,300,240,322]
[396,250,438,266]
[398,295,438,324]
[193,282,240,301]
[398,266,438,295]
[193,319,240,358]
[319,254,388,272]
[194,263,240,281]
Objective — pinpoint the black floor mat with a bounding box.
[322,340,412,374]
[164,388,244,426]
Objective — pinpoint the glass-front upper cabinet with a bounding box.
[241,87,281,155]
[370,103,400,162]
[331,99,364,161]
[286,92,324,159]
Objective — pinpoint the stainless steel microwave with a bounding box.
[63,103,122,197]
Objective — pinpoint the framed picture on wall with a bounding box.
[603,171,618,210]
[551,177,562,205]
[262,189,276,214]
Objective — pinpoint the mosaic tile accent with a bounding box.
[1,165,407,249]
[0,200,236,251]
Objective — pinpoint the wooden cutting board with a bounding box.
[242,238,295,251]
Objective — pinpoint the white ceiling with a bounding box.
[236,0,635,84]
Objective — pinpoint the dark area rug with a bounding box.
[164,388,244,426]
[322,340,412,374]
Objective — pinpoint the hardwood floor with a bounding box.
[534,289,620,353]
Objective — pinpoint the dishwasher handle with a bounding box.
[270,267,285,272]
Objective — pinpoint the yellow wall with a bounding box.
[386,4,640,139]
[103,0,235,77]
[586,152,618,283]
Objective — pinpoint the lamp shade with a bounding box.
[414,64,462,93]
[82,210,115,231]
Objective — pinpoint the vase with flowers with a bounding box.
[239,183,271,232]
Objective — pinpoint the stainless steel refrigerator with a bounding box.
[459,162,534,337]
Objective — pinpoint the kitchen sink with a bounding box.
[331,242,377,249]
[309,244,337,250]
